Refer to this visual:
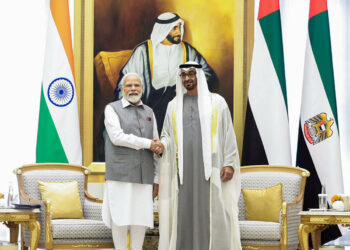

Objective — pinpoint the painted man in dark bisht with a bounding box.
[115,12,218,134]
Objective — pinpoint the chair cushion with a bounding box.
[239,220,281,240]
[53,238,113,244]
[242,183,283,222]
[241,239,280,246]
[51,219,112,239]
[38,180,84,219]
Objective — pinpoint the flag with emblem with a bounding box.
[297,0,342,242]
[242,0,291,165]
[36,0,82,164]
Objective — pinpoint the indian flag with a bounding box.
[296,0,342,242]
[242,0,291,166]
[36,0,82,164]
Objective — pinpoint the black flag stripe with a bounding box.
[242,100,269,165]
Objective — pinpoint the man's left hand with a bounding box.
[153,183,159,199]
[220,166,234,182]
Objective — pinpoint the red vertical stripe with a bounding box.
[309,0,328,19]
[258,0,280,20]
[50,0,76,84]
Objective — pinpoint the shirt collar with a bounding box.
[121,97,144,108]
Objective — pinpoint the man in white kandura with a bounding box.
[102,73,163,250]
[157,61,242,250]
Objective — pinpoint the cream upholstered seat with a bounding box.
[239,165,309,250]
[15,163,114,250]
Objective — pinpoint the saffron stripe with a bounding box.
[50,0,76,83]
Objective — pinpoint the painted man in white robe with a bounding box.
[157,62,241,250]
[102,73,163,250]
[115,12,218,134]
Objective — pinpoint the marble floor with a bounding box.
[325,230,350,248]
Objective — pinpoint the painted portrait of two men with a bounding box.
[93,0,234,162]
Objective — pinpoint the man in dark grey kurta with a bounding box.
[176,94,210,250]
[102,73,164,250]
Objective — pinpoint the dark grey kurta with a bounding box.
[176,94,210,250]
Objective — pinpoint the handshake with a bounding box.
[150,139,164,155]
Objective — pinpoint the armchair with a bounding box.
[239,165,310,250]
[15,163,114,250]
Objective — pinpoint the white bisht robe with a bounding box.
[158,93,242,250]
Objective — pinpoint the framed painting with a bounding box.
[74,0,254,168]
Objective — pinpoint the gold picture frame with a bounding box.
[74,0,254,169]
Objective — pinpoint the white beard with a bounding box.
[127,94,141,104]
[122,91,142,104]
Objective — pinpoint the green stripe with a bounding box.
[36,85,68,163]
[259,10,288,111]
[309,11,338,124]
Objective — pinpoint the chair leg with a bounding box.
[21,227,27,250]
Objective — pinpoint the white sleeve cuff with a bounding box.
[153,175,159,184]
[145,139,152,149]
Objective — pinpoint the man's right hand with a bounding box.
[150,139,164,155]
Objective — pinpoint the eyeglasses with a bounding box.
[179,71,196,79]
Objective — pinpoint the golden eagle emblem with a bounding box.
[304,112,334,145]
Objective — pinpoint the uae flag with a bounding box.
[36,0,82,164]
[242,0,291,166]
[297,0,342,242]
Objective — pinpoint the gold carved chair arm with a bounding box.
[286,189,305,208]
[281,185,307,250]
[281,202,289,250]
[84,192,104,221]
[18,191,43,207]
[85,190,103,203]
[44,200,53,249]
[82,168,102,203]
[17,190,52,249]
